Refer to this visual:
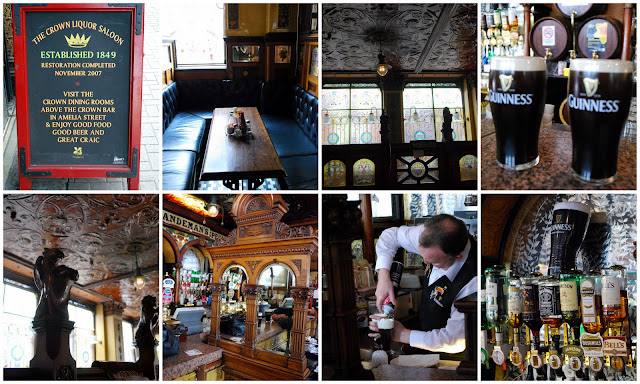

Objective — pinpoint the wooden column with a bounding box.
[621,4,633,60]
[242,284,259,356]
[103,301,125,362]
[207,283,223,346]
[322,198,365,379]
[289,286,311,370]
[523,4,531,56]
[360,194,375,265]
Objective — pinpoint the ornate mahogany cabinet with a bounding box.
[205,194,317,380]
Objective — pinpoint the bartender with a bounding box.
[370,214,477,354]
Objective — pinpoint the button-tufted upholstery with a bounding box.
[162,79,318,190]
[260,83,318,189]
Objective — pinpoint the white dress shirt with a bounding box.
[375,225,477,353]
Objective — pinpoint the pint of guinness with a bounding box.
[489,56,547,170]
[568,59,633,184]
[374,316,395,359]
[548,202,591,277]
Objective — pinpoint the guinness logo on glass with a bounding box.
[499,74,513,91]
[583,77,599,97]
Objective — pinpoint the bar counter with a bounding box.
[163,334,223,381]
[481,118,636,190]
[372,363,473,381]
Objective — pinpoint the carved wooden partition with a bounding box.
[205,194,317,380]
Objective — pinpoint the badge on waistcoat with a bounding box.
[430,286,447,307]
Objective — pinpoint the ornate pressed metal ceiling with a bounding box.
[3,194,159,315]
[322,3,477,72]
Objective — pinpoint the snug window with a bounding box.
[322,84,383,145]
[403,83,466,142]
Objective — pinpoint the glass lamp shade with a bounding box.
[377,63,391,76]
[323,110,330,124]
[368,112,376,123]
[412,110,419,122]
[135,274,145,290]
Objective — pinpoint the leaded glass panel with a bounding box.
[402,86,466,143]
[322,85,382,144]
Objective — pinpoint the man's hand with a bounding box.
[375,268,395,313]
[368,315,411,344]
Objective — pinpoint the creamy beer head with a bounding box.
[570,59,633,75]
[568,59,633,184]
[489,56,547,170]
[376,318,394,330]
[490,56,547,72]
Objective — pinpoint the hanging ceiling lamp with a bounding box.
[134,255,145,290]
[376,51,392,77]
[375,35,391,77]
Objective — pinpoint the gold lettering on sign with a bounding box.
[163,210,215,238]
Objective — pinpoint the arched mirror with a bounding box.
[178,247,210,307]
[219,264,249,344]
[255,263,297,356]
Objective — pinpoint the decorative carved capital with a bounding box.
[210,283,224,294]
[289,287,311,302]
[103,301,125,316]
[244,284,259,297]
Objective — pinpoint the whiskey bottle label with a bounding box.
[559,281,579,311]
[507,286,522,315]
[601,277,621,306]
[539,285,560,316]
[486,282,498,311]
[521,284,537,313]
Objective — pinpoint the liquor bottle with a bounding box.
[486,266,508,328]
[538,276,562,329]
[601,266,628,325]
[520,273,543,349]
[508,5,518,31]
[500,4,509,31]
[560,270,582,343]
[493,6,502,30]
[485,266,508,366]
[507,274,522,340]
[580,272,604,334]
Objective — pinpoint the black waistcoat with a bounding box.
[419,240,477,332]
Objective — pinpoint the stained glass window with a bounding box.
[459,154,478,181]
[353,158,375,186]
[123,321,137,362]
[403,84,466,143]
[396,155,439,184]
[322,84,382,145]
[69,304,95,368]
[323,160,346,187]
[2,284,37,368]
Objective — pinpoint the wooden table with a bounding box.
[200,107,287,189]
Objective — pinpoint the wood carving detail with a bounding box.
[246,260,261,274]
[292,259,303,272]
[246,197,268,213]
[239,222,272,238]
